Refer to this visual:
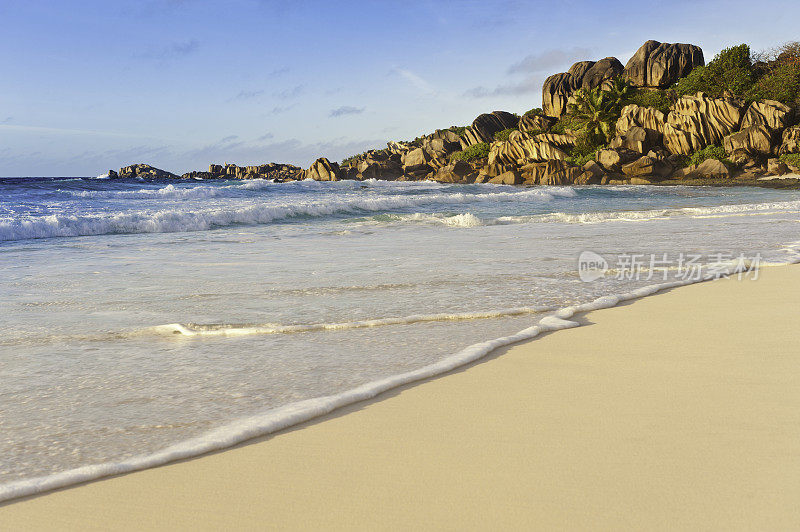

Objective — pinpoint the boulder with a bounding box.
[580,57,624,91]
[616,104,666,136]
[741,100,793,131]
[583,160,606,179]
[779,125,800,155]
[767,158,790,176]
[532,133,576,150]
[542,72,577,118]
[597,148,638,171]
[621,156,657,177]
[387,141,413,155]
[610,126,660,153]
[106,169,118,179]
[663,93,744,155]
[460,111,520,148]
[304,158,341,181]
[623,40,704,88]
[575,170,602,185]
[541,160,582,185]
[433,160,472,183]
[518,113,555,133]
[488,170,522,185]
[401,147,433,176]
[487,133,568,168]
[723,125,774,157]
[689,158,730,179]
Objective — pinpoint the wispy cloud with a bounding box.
[267,66,290,77]
[329,106,364,117]
[229,89,265,101]
[466,46,592,98]
[273,85,304,100]
[393,68,437,95]
[268,104,297,116]
[257,133,274,141]
[1,116,12,124]
[507,47,592,75]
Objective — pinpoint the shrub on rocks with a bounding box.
[687,145,732,167]
[674,44,755,98]
[493,128,516,142]
[450,142,490,162]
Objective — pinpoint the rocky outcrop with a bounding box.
[355,150,402,180]
[542,73,578,118]
[489,170,522,185]
[779,125,800,154]
[401,147,434,177]
[663,93,744,155]
[118,164,178,179]
[580,57,624,91]
[518,113,555,133]
[723,125,774,159]
[433,160,473,183]
[616,104,666,136]
[610,126,661,153]
[303,158,341,181]
[542,57,623,117]
[597,148,639,172]
[623,40,704,88]
[195,162,301,181]
[740,100,793,131]
[689,159,731,179]
[460,111,519,148]
[487,132,569,168]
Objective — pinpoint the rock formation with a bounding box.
[623,40,704,88]
[460,111,519,147]
[302,158,341,181]
[663,93,744,155]
[118,164,178,179]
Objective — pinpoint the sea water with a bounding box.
[2,176,800,498]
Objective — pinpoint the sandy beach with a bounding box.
[2,265,799,530]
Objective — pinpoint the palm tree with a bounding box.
[567,88,616,143]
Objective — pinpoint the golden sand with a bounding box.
[2,265,799,530]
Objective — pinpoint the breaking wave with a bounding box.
[0,187,575,241]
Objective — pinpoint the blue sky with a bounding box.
[2,0,799,176]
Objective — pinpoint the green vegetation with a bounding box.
[524,107,544,116]
[674,44,755,98]
[493,128,516,142]
[449,125,468,136]
[341,155,359,167]
[566,79,631,144]
[779,153,800,167]
[622,87,675,114]
[671,42,800,105]
[746,42,800,104]
[550,114,583,135]
[450,142,490,162]
[686,145,731,167]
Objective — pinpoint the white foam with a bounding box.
[0,262,769,504]
[493,199,800,225]
[152,307,548,338]
[0,187,574,241]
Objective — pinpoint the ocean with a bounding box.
[2,176,800,500]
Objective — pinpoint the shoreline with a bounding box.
[2,263,799,528]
